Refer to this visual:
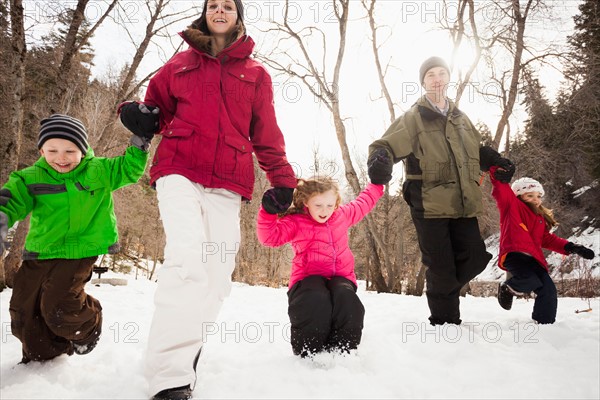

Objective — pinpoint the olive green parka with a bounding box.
[369,96,483,219]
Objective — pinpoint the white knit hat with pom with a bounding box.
[511,177,545,197]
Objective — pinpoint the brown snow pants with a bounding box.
[9,256,102,362]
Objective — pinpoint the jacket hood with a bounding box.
[179,23,251,57]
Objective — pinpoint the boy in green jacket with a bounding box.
[0,113,151,363]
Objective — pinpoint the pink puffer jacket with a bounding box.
[257,183,384,288]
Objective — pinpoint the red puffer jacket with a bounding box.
[490,167,568,270]
[257,183,384,288]
[144,30,296,199]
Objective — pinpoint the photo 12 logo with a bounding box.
[401,321,540,344]
[202,321,291,344]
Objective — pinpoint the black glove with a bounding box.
[262,187,294,214]
[565,242,595,260]
[0,188,11,207]
[368,148,393,185]
[493,158,516,183]
[0,211,8,253]
[119,101,160,140]
[479,146,501,171]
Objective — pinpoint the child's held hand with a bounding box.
[493,158,515,183]
[565,242,595,260]
[262,187,294,214]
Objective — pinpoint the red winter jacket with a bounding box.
[144,30,296,199]
[257,183,384,288]
[490,167,568,270]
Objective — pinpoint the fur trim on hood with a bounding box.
[181,22,246,55]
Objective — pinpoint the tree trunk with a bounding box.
[493,0,533,148]
[55,0,89,108]
[1,0,27,289]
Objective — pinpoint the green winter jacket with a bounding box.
[0,146,148,260]
[369,96,483,219]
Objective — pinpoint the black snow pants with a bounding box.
[503,252,557,324]
[287,275,365,357]
[411,215,491,325]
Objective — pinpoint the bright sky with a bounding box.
[23,0,582,184]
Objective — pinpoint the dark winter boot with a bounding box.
[152,385,193,400]
[498,282,514,310]
[73,335,100,355]
[73,314,102,355]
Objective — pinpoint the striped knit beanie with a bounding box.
[38,114,89,155]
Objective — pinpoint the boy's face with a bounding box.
[40,138,83,173]
[305,190,338,224]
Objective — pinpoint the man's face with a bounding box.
[423,66,450,102]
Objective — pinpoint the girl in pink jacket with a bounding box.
[490,167,594,323]
[257,177,384,357]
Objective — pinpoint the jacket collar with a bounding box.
[179,26,254,60]
[416,95,463,121]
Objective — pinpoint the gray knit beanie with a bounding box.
[38,114,89,155]
[419,56,450,85]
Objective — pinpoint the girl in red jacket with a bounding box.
[490,168,595,324]
[257,177,384,357]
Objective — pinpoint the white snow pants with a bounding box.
[145,175,241,396]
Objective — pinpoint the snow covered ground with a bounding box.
[1,271,598,399]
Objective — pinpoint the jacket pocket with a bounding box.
[154,118,196,167]
[214,132,253,184]
[420,159,457,187]
[224,68,259,120]
[76,180,107,197]
[172,62,201,97]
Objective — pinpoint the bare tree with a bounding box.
[440,0,563,149]
[442,0,484,106]
[54,0,90,105]
[360,0,418,294]
[94,0,194,154]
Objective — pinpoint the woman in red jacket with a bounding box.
[257,177,384,357]
[119,1,296,399]
[490,167,594,324]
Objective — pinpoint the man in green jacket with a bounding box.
[0,113,150,362]
[368,57,514,325]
